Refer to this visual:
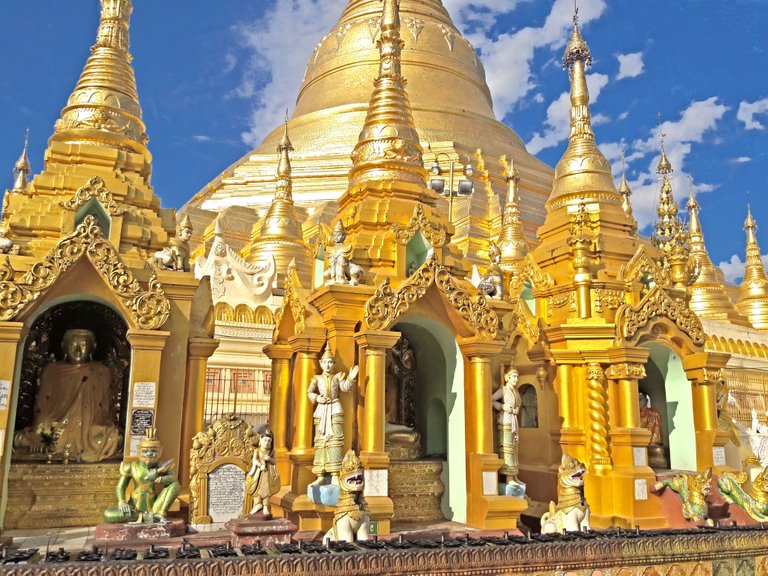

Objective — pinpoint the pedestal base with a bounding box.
[225,516,297,547]
[93,518,186,541]
[389,460,444,523]
[307,480,340,506]
[499,480,527,498]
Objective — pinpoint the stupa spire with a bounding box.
[548,6,621,207]
[11,130,31,193]
[498,158,529,268]
[617,148,634,220]
[686,185,749,324]
[276,115,294,200]
[348,0,426,190]
[50,0,148,155]
[737,204,768,329]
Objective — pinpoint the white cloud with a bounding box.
[234,0,346,147]
[729,156,752,164]
[223,52,237,74]
[468,0,607,120]
[192,135,213,143]
[719,254,768,284]
[443,0,530,31]
[620,97,729,229]
[616,52,644,80]
[526,73,610,154]
[737,98,768,130]
[618,111,629,121]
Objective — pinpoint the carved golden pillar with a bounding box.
[0,322,27,526]
[585,363,611,473]
[264,343,293,483]
[461,338,526,530]
[683,352,730,472]
[179,336,219,485]
[355,330,400,535]
[601,346,665,529]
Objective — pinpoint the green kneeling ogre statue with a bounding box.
[103,428,180,524]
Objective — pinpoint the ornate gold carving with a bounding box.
[59,176,129,216]
[273,258,321,342]
[403,17,425,43]
[595,289,626,313]
[0,255,14,282]
[509,254,553,298]
[189,414,257,524]
[605,363,646,380]
[0,216,169,329]
[703,368,724,383]
[365,254,498,338]
[548,291,576,316]
[620,245,670,289]
[516,299,540,343]
[586,363,611,470]
[391,204,447,248]
[389,460,444,523]
[615,286,706,347]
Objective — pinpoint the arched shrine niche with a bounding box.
[13,300,130,463]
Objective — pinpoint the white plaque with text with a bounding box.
[633,447,648,467]
[482,471,497,496]
[208,464,246,523]
[0,380,10,410]
[634,479,648,500]
[132,382,157,408]
[713,446,726,467]
[364,469,388,497]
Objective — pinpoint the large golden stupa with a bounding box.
[183,0,553,263]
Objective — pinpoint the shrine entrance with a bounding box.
[388,317,466,524]
[640,342,697,471]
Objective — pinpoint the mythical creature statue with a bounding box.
[717,466,768,522]
[153,215,193,272]
[323,220,364,286]
[307,345,359,486]
[477,242,504,300]
[103,428,181,524]
[653,468,714,525]
[324,450,370,543]
[540,454,590,534]
[246,428,281,518]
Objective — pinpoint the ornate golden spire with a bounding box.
[737,204,768,329]
[617,148,634,220]
[651,121,688,267]
[548,8,621,208]
[242,121,312,286]
[50,0,148,155]
[11,130,31,193]
[347,0,426,190]
[498,158,529,268]
[686,187,749,325]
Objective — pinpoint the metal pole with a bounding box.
[448,159,455,223]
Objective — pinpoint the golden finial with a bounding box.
[738,203,768,329]
[651,131,688,270]
[213,216,224,238]
[548,7,619,207]
[11,129,31,193]
[348,0,426,189]
[686,177,701,236]
[497,155,529,267]
[656,113,673,175]
[52,0,148,155]
[617,147,634,220]
[276,113,294,194]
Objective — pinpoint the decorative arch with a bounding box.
[0,216,169,330]
[391,203,447,248]
[254,305,274,325]
[508,253,553,299]
[234,304,253,324]
[214,302,234,322]
[618,245,669,289]
[364,254,499,339]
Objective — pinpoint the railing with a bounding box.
[204,367,271,428]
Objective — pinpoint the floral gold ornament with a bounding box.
[365,254,499,338]
[391,203,446,248]
[59,176,129,216]
[0,215,170,328]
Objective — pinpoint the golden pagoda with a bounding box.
[0,0,218,530]
[183,0,554,266]
[736,206,768,329]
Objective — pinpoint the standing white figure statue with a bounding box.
[323,220,364,286]
[492,367,522,485]
[307,346,359,486]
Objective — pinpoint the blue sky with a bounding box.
[1,0,766,282]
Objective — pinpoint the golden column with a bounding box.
[179,336,220,484]
[683,352,730,471]
[0,322,27,521]
[355,329,400,535]
[585,363,611,473]
[264,343,294,482]
[461,338,526,530]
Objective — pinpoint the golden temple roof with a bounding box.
[548,12,622,209]
[737,205,768,329]
[50,0,149,156]
[686,191,750,325]
[348,0,426,189]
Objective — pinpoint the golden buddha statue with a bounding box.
[385,337,423,460]
[14,328,120,462]
[639,392,662,445]
[307,346,359,486]
[153,215,193,272]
